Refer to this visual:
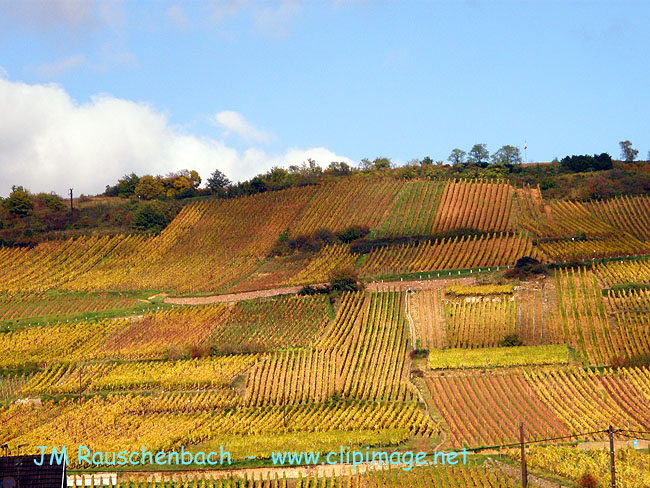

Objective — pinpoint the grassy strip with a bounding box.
[428,345,570,370]
[364,266,503,283]
[0,290,172,332]
[445,284,514,296]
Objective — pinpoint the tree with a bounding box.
[329,266,364,292]
[134,175,165,200]
[619,140,639,162]
[561,153,612,172]
[359,158,373,170]
[372,157,392,170]
[360,157,391,170]
[132,202,171,232]
[491,145,522,165]
[447,149,467,165]
[4,186,33,217]
[36,192,65,211]
[421,156,434,166]
[117,173,140,198]
[206,169,231,192]
[325,161,352,176]
[288,158,322,177]
[467,144,489,164]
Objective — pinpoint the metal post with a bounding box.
[609,425,616,488]
[520,422,527,488]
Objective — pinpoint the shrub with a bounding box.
[337,225,370,243]
[4,186,33,217]
[504,256,548,280]
[409,349,429,359]
[314,228,337,244]
[190,344,210,358]
[577,473,597,488]
[561,153,612,173]
[36,192,65,211]
[132,202,171,233]
[298,285,320,296]
[329,266,364,292]
[499,334,523,347]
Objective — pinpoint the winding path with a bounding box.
[164,277,476,305]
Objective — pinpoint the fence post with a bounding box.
[609,425,616,488]
[520,422,527,488]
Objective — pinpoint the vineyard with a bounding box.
[426,366,650,447]
[287,232,539,285]
[66,463,521,487]
[3,396,434,466]
[522,445,650,487]
[1,176,650,485]
[409,284,560,351]
[245,291,414,406]
[2,179,650,295]
[0,291,143,325]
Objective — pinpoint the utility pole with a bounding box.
[520,422,528,488]
[608,425,616,488]
[78,364,82,405]
[69,188,74,213]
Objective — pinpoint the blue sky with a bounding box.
[0,0,648,196]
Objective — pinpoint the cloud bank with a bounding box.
[215,110,273,144]
[0,76,353,197]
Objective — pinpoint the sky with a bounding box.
[0,0,649,197]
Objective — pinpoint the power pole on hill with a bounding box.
[520,422,527,488]
[69,188,74,213]
[609,425,616,487]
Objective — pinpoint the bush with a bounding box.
[132,202,171,233]
[409,349,429,359]
[577,473,598,488]
[298,285,321,296]
[499,334,523,347]
[561,153,612,173]
[190,344,210,358]
[337,225,370,243]
[329,266,364,292]
[504,256,548,280]
[4,187,33,217]
[36,193,65,211]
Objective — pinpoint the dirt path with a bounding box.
[164,277,477,305]
[164,284,327,305]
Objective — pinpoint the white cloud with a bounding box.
[0,0,124,33]
[0,78,353,197]
[36,55,86,78]
[215,110,273,144]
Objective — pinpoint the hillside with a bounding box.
[1,174,650,487]
[2,176,650,295]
